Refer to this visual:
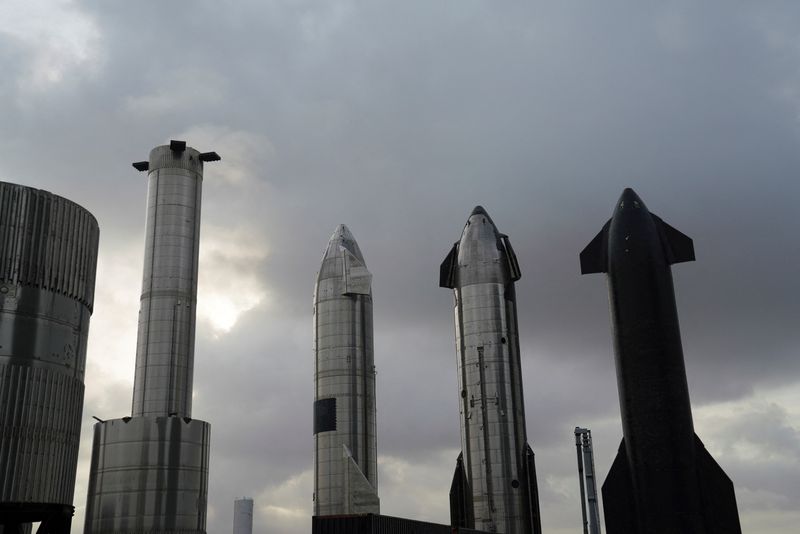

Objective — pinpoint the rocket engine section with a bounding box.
[0,182,99,533]
[313,225,379,516]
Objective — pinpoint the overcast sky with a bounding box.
[2,1,799,533]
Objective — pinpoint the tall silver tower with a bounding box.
[0,182,99,534]
[233,498,253,534]
[313,224,379,516]
[84,141,220,534]
[440,206,542,534]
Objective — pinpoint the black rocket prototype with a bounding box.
[580,189,741,534]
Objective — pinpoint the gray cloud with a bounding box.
[2,1,799,533]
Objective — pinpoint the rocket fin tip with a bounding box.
[601,439,638,533]
[653,214,695,264]
[695,434,742,533]
[580,220,610,274]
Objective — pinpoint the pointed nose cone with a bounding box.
[615,188,649,214]
[471,205,487,217]
[466,205,497,230]
[324,224,366,264]
[459,205,515,278]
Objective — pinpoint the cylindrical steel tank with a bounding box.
[84,142,218,534]
[132,144,205,418]
[313,225,379,516]
[83,416,210,532]
[233,498,253,534]
[0,182,99,531]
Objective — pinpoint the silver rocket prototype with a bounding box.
[84,141,220,534]
[313,224,379,516]
[440,206,542,534]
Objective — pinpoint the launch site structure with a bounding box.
[84,141,220,534]
[575,427,601,534]
[0,183,99,534]
[441,206,542,534]
[313,224,379,516]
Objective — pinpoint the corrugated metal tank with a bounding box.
[0,182,99,526]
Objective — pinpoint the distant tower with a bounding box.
[0,182,99,534]
[440,206,542,534]
[84,141,220,534]
[313,225,379,516]
[233,498,254,534]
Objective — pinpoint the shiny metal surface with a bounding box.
[313,225,379,516]
[132,145,205,418]
[0,182,99,508]
[83,416,210,533]
[441,206,540,534]
[84,142,217,534]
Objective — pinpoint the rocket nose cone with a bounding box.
[616,188,648,212]
[466,205,497,228]
[333,223,353,241]
[470,205,487,217]
[460,205,501,248]
[325,224,366,263]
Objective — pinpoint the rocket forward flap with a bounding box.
[695,435,742,534]
[449,452,474,529]
[440,243,459,289]
[580,220,610,274]
[653,214,695,265]
[342,249,372,295]
[342,445,380,514]
[601,439,638,534]
[501,235,522,281]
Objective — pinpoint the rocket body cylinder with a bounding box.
[581,188,741,534]
[441,207,541,534]
[313,225,379,516]
[131,145,204,418]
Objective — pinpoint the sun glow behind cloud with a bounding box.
[197,225,270,336]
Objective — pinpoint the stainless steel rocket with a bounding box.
[581,188,741,534]
[313,224,379,516]
[440,206,542,534]
[84,141,220,534]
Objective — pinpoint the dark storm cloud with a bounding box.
[2,1,799,532]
